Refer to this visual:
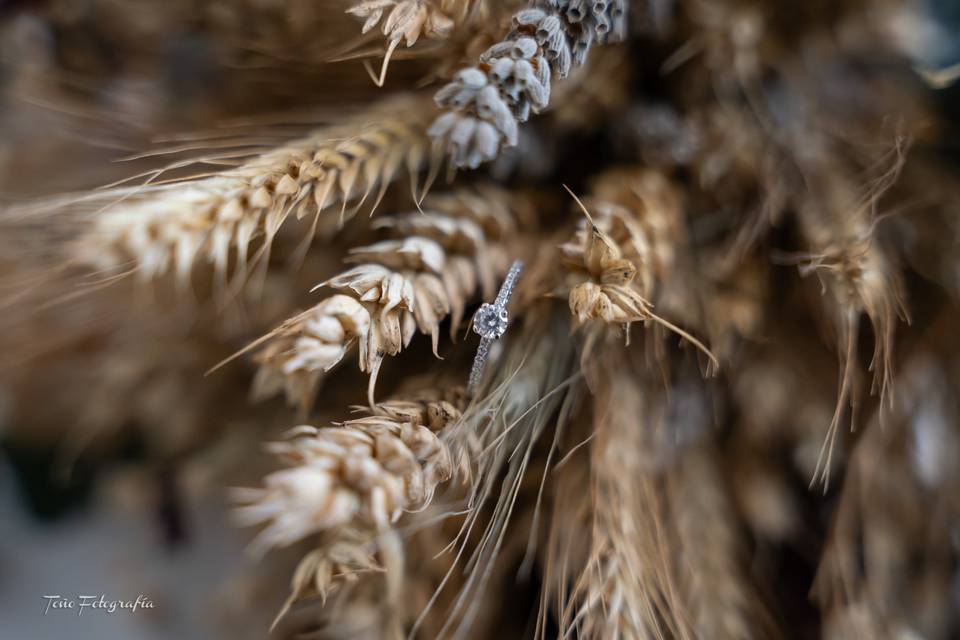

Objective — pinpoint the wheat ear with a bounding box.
[74,95,438,290]
[564,360,693,640]
[233,389,466,557]
[561,179,719,372]
[252,185,526,410]
[235,388,465,631]
[792,147,909,491]
[428,0,628,168]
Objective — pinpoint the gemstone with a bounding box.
[473,303,509,340]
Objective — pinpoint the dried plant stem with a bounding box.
[412,304,578,639]
[566,359,693,640]
[669,444,775,639]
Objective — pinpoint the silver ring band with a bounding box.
[468,260,524,395]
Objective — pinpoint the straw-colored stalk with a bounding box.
[419,305,578,639]
[669,444,774,639]
[565,363,691,639]
[815,351,958,638]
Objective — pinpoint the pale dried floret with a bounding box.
[252,295,371,412]
[347,1,455,85]
[346,236,447,273]
[348,0,454,46]
[428,112,508,169]
[234,466,360,556]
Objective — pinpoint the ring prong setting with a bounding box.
[473,303,509,340]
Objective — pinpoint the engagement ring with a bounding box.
[468,260,523,395]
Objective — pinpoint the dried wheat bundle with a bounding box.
[6,0,960,638]
[251,184,530,409]
[429,0,627,167]
[72,95,438,289]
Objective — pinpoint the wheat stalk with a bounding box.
[562,356,693,640]
[73,95,438,290]
[428,0,628,168]
[669,444,774,639]
[813,349,958,638]
[412,304,578,639]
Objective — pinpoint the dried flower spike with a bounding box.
[429,0,628,168]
